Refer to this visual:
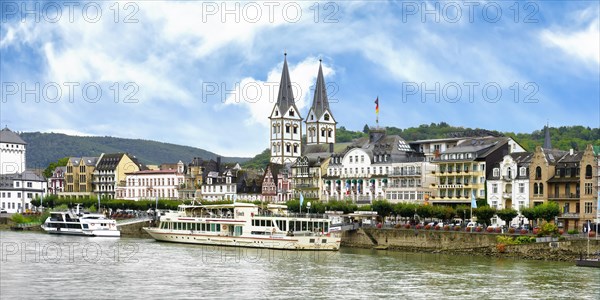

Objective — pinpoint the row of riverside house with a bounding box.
[2,54,598,232]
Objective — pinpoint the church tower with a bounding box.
[269,54,303,164]
[306,60,336,145]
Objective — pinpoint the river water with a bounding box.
[1,231,598,299]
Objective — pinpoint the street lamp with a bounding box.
[307,202,311,216]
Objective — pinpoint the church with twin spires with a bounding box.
[268,54,337,164]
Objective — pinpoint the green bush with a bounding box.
[496,235,517,245]
[567,229,578,234]
[540,222,558,236]
[515,236,535,244]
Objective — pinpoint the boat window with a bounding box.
[324,223,329,232]
[216,224,221,231]
[210,223,216,232]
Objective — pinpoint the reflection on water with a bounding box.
[1,231,598,299]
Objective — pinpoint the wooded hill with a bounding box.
[21,132,250,169]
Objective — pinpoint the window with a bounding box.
[555,168,561,177]
[519,167,526,177]
[349,156,353,163]
[321,129,326,137]
[286,125,290,133]
[293,126,298,134]
[293,144,298,153]
[286,145,291,153]
[289,110,294,116]
[585,165,592,178]
[585,183,593,195]
[15,182,19,187]
[328,130,332,138]
[492,184,498,193]
[535,166,542,179]
[585,202,593,214]
[27,182,32,188]
[519,183,525,193]
[539,183,543,194]
[493,168,499,177]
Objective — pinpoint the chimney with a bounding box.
[569,149,574,155]
[329,143,334,153]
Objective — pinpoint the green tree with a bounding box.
[496,208,518,225]
[363,124,370,134]
[43,157,69,178]
[534,202,560,222]
[520,207,537,226]
[416,205,434,220]
[394,203,417,221]
[372,200,393,222]
[474,206,496,226]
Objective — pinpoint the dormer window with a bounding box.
[324,113,330,121]
[289,110,294,116]
[493,168,499,177]
[519,167,526,177]
[275,111,278,116]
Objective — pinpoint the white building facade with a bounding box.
[0,127,26,174]
[487,153,533,226]
[0,128,47,212]
[386,160,436,204]
[120,169,184,201]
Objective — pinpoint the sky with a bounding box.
[1,1,599,158]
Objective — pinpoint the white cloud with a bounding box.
[541,17,600,65]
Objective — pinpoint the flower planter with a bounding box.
[589,231,597,238]
[508,228,516,234]
[475,227,483,232]
[416,225,423,230]
[520,229,528,235]
[435,225,441,230]
[454,226,461,231]
[495,227,502,233]
[425,225,432,230]
[466,227,472,232]
[404,224,411,229]
[533,228,540,235]
[558,229,564,235]
[486,227,494,233]
[444,225,451,231]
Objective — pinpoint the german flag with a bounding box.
[375,97,379,114]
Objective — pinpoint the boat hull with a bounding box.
[42,227,121,237]
[575,259,600,268]
[143,228,340,251]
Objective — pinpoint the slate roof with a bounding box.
[0,170,46,189]
[434,137,510,162]
[0,127,26,145]
[96,153,145,171]
[274,54,300,115]
[309,61,333,120]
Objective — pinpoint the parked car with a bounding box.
[0,209,7,214]
[466,221,477,228]
[519,224,531,231]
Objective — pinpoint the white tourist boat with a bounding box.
[143,203,341,250]
[41,204,120,237]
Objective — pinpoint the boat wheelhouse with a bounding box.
[143,203,341,250]
[41,205,120,237]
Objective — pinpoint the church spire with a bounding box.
[310,59,331,119]
[275,53,297,115]
[543,124,552,149]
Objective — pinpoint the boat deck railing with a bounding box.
[254,213,329,219]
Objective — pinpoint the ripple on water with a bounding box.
[1,232,599,299]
